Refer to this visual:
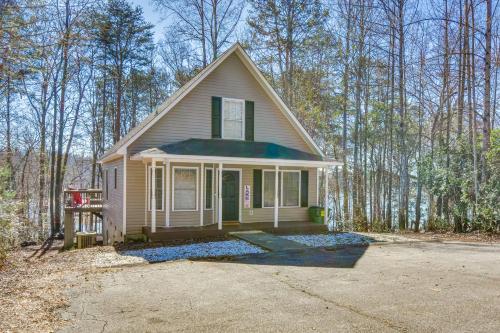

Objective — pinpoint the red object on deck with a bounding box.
[72,191,83,207]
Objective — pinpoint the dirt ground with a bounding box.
[1,232,499,333]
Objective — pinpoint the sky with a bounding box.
[129,0,168,41]
[128,0,249,43]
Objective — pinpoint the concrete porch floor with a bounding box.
[142,221,327,242]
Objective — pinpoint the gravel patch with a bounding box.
[280,232,419,248]
[94,240,266,267]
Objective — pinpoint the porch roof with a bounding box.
[131,138,341,167]
[160,139,323,161]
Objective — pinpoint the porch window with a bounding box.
[205,168,213,209]
[263,170,280,208]
[173,167,198,211]
[148,166,164,211]
[263,170,301,207]
[222,98,244,140]
[281,171,300,207]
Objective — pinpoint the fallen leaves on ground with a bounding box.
[399,231,500,243]
[0,240,116,333]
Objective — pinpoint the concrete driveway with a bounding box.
[60,241,500,332]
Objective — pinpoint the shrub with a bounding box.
[427,217,452,232]
[0,167,20,267]
[370,218,390,232]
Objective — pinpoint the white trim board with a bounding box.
[131,151,342,167]
[122,156,127,238]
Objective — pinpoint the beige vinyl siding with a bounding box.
[128,53,313,155]
[125,159,147,235]
[102,158,124,242]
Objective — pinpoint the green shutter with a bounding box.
[253,169,262,208]
[301,170,309,207]
[245,100,254,141]
[212,96,222,138]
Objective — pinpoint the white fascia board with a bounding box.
[131,152,342,167]
[98,152,124,164]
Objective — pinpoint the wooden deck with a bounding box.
[143,221,327,242]
[64,189,103,248]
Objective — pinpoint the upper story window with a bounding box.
[222,98,245,140]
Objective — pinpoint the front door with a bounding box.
[222,170,239,221]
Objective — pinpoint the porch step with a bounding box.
[229,230,308,252]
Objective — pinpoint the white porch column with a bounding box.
[274,165,279,228]
[200,163,204,226]
[324,167,329,226]
[218,163,223,230]
[144,162,148,226]
[212,164,216,225]
[165,160,170,227]
[151,159,157,232]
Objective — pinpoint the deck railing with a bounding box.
[64,189,102,211]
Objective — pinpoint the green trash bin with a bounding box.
[308,206,324,224]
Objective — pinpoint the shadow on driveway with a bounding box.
[197,244,370,269]
[112,233,379,268]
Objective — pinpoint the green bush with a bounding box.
[370,218,390,233]
[427,217,453,232]
[0,167,20,268]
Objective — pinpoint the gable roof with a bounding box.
[99,42,323,163]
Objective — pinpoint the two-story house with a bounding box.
[99,43,340,243]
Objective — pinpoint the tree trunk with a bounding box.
[6,72,15,190]
[53,0,71,235]
[386,25,396,230]
[397,0,408,231]
[481,0,492,181]
[114,73,122,143]
[200,0,207,67]
[341,0,352,224]
[415,50,424,232]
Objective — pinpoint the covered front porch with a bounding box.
[142,221,328,242]
[130,139,341,235]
